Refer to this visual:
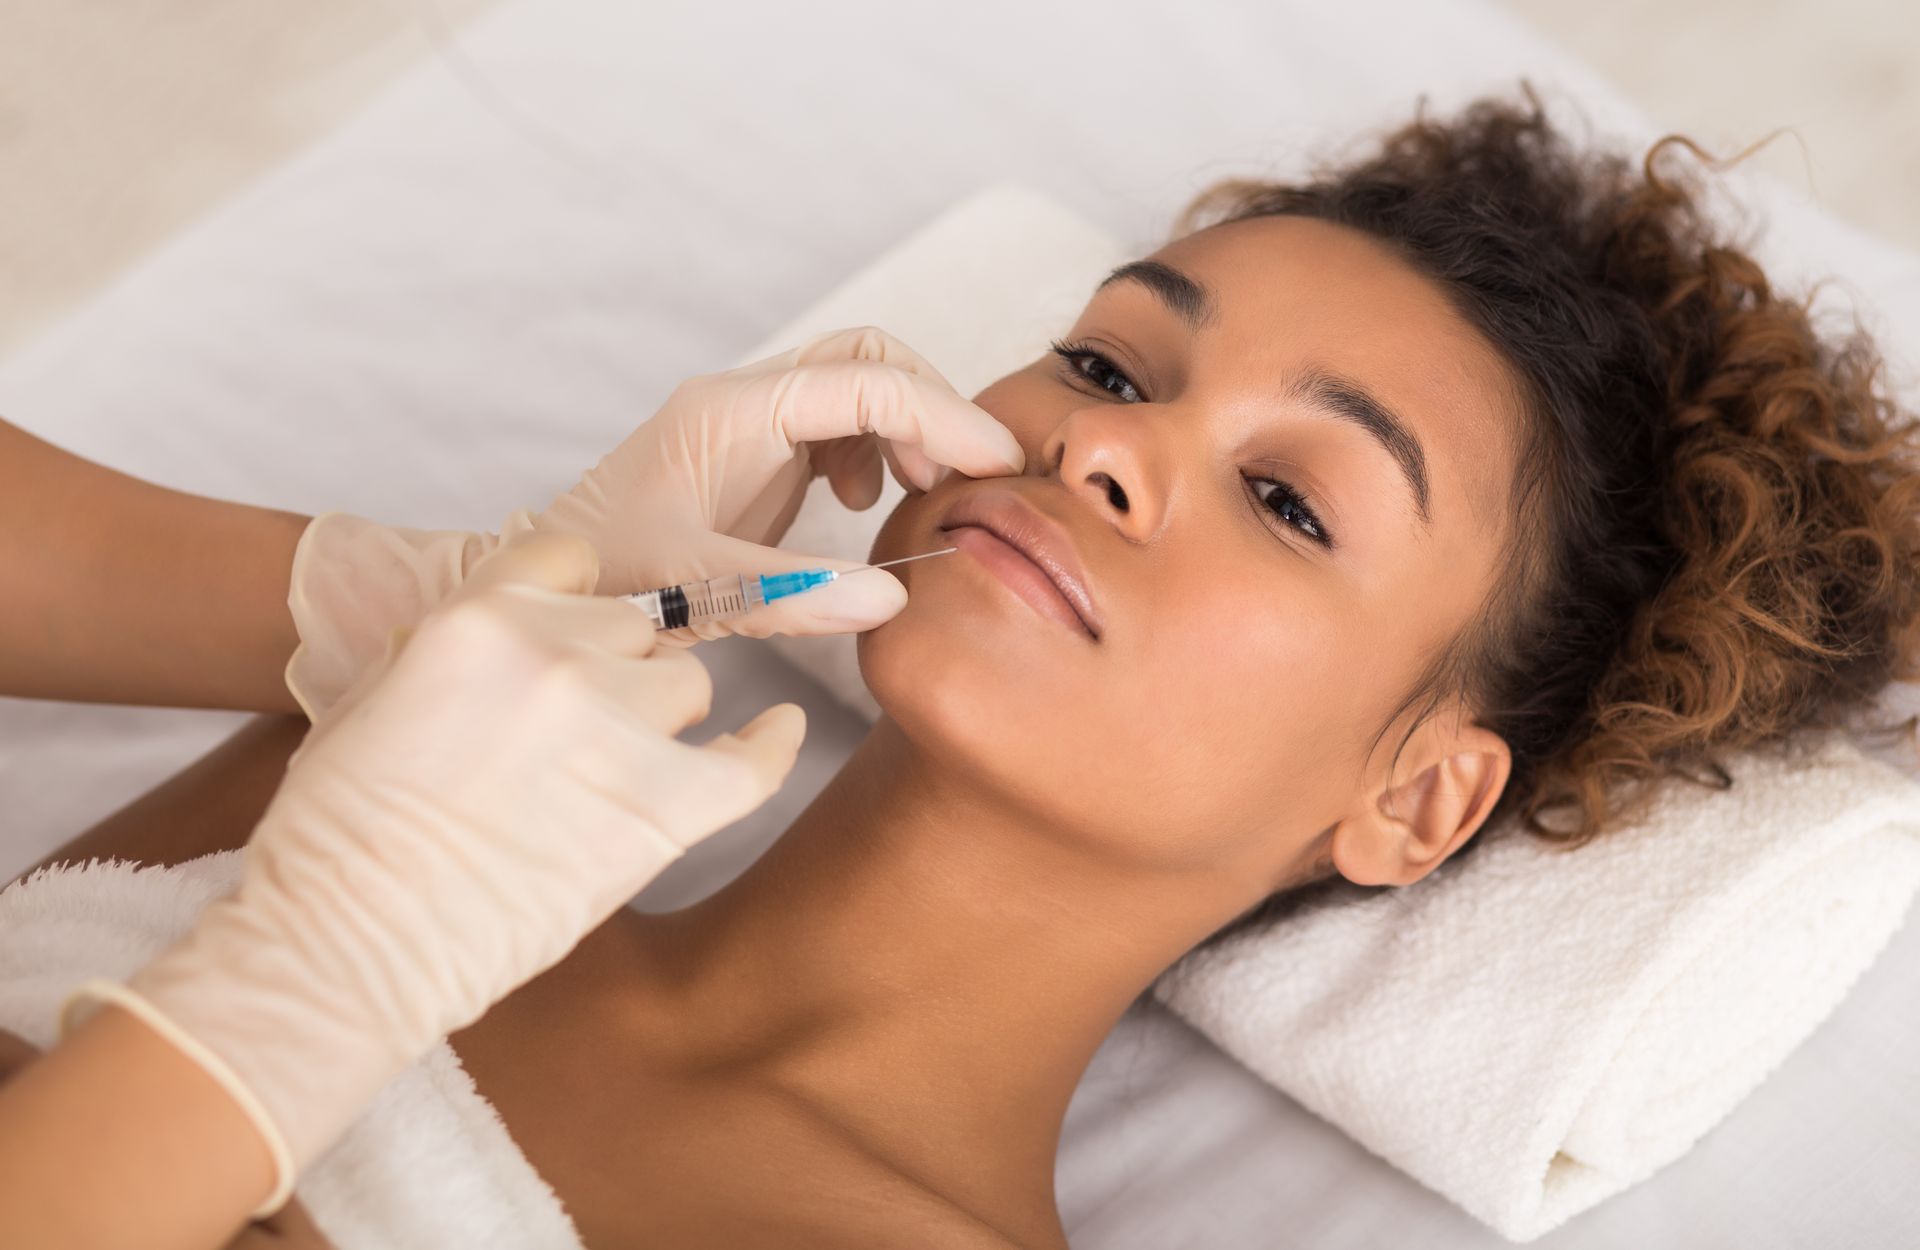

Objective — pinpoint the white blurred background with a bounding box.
[1,0,1915,358]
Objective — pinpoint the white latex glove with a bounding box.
[285,325,1023,719]
[63,531,805,1216]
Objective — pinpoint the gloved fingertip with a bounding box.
[830,460,885,511]
[887,442,944,494]
[740,701,807,747]
[708,702,807,794]
[806,572,908,631]
[984,424,1025,475]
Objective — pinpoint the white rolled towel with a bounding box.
[0,853,585,1250]
[1149,733,1920,1240]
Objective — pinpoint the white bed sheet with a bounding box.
[2,0,1917,1244]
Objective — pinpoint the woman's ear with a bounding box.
[1329,714,1511,888]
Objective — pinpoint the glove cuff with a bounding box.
[284,510,538,719]
[59,978,298,1220]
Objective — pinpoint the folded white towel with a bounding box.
[740,185,1920,1240]
[0,853,584,1250]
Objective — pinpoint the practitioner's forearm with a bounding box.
[0,1005,276,1250]
[0,420,306,711]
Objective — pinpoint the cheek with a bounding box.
[1109,584,1367,842]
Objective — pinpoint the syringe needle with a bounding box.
[849,546,959,573]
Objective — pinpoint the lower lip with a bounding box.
[942,525,1095,640]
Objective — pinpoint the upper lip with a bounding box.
[937,485,1104,639]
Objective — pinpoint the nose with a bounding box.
[1036,405,1168,542]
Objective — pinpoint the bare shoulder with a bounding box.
[768,1084,1067,1250]
[805,1120,1066,1250]
[923,1202,1068,1250]
[757,1186,1056,1250]
[878,1178,1065,1250]
[928,1216,1064,1250]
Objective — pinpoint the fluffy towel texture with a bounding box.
[739,187,1920,1239]
[0,853,584,1250]
[1152,734,1920,1241]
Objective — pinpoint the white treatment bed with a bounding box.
[2,1,1916,1244]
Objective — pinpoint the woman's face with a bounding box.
[859,214,1522,888]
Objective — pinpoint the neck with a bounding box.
[622,714,1266,1226]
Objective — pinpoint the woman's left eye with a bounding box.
[1250,476,1335,548]
[1049,339,1143,403]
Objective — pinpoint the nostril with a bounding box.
[1092,473,1129,511]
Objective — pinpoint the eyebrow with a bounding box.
[1097,260,1216,329]
[1283,368,1433,527]
[1099,257,1433,528]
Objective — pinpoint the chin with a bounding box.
[858,493,1096,739]
[854,575,1057,764]
[852,533,1152,861]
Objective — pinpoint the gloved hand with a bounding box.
[62,531,805,1216]
[285,326,1023,719]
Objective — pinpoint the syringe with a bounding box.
[620,546,959,630]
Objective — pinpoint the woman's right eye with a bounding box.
[1050,339,1144,403]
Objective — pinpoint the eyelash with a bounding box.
[1047,338,1336,549]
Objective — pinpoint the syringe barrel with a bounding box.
[626,573,765,630]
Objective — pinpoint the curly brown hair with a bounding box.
[1183,86,1920,948]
